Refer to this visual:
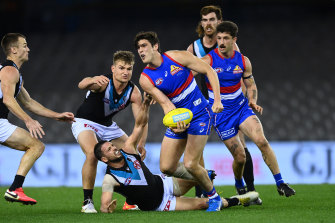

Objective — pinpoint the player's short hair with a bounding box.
[94,141,108,161]
[1,33,26,56]
[113,50,135,65]
[196,5,223,37]
[134,31,160,52]
[216,21,238,38]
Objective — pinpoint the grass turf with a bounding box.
[0,184,334,223]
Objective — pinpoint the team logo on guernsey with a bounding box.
[233,65,243,74]
[124,177,132,186]
[170,65,183,75]
[155,78,163,86]
[133,160,141,169]
[199,122,206,127]
[214,67,223,73]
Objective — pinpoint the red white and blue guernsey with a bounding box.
[141,53,212,139]
[206,49,255,141]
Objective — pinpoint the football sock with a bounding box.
[243,147,255,191]
[273,173,284,186]
[195,185,203,198]
[225,197,239,207]
[206,187,219,199]
[9,175,25,191]
[235,178,245,189]
[172,163,195,180]
[83,189,94,202]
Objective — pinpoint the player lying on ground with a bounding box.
[94,93,259,212]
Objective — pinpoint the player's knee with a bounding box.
[184,160,197,173]
[235,152,246,165]
[160,166,174,176]
[255,138,269,150]
[30,140,45,158]
[85,152,98,163]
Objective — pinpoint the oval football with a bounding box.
[163,108,193,128]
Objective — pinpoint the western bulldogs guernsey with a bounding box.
[206,49,246,107]
[106,150,164,211]
[0,60,23,119]
[141,53,208,115]
[76,75,134,126]
[207,49,255,140]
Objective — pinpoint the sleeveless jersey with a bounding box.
[106,150,164,211]
[0,60,23,119]
[141,53,208,115]
[192,38,218,99]
[206,49,246,108]
[76,75,134,126]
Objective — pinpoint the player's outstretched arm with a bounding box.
[130,86,148,160]
[123,93,152,154]
[100,175,119,213]
[78,75,109,92]
[17,86,75,123]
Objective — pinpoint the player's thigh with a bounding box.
[238,130,246,147]
[240,115,266,142]
[3,127,42,151]
[160,136,186,168]
[183,134,208,164]
[77,130,99,155]
[110,134,128,149]
[175,197,207,210]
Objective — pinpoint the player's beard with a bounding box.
[204,25,216,36]
[109,156,124,163]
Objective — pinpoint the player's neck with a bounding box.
[148,52,162,68]
[219,49,235,59]
[203,35,217,48]
[112,77,128,94]
[7,56,23,69]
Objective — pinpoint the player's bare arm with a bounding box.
[100,174,120,213]
[165,50,223,113]
[243,56,263,114]
[139,74,176,114]
[123,93,152,155]
[130,86,148,160]
[78,75,109,92]
[17,86,75,123]
[186,43,194,54]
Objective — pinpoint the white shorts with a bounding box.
[155,175,177,211]
[71,118,125,142]
[0,119,17,143]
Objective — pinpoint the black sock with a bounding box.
[225,198,239,207]
[195,185,204,197]
[83,189,93,202]
[243,147,255,192]
[9,175,25,191]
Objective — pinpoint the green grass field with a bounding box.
[0,184,334,223]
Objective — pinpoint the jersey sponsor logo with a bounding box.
[199,129,205,133]
[164,200,171,211]
[133,160,142,169]
[199,122,206,127]
[155,78,163,86]
[214,67,223,73]
[233,65,243,74]
[193,98,202,106]
[221,127,235,138]
[124,177,132,186]
[170,65,183,75]
[84,124,98,132]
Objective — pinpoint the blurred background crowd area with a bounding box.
[0,0,334,143]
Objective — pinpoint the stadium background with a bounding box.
[0,0,334,186]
